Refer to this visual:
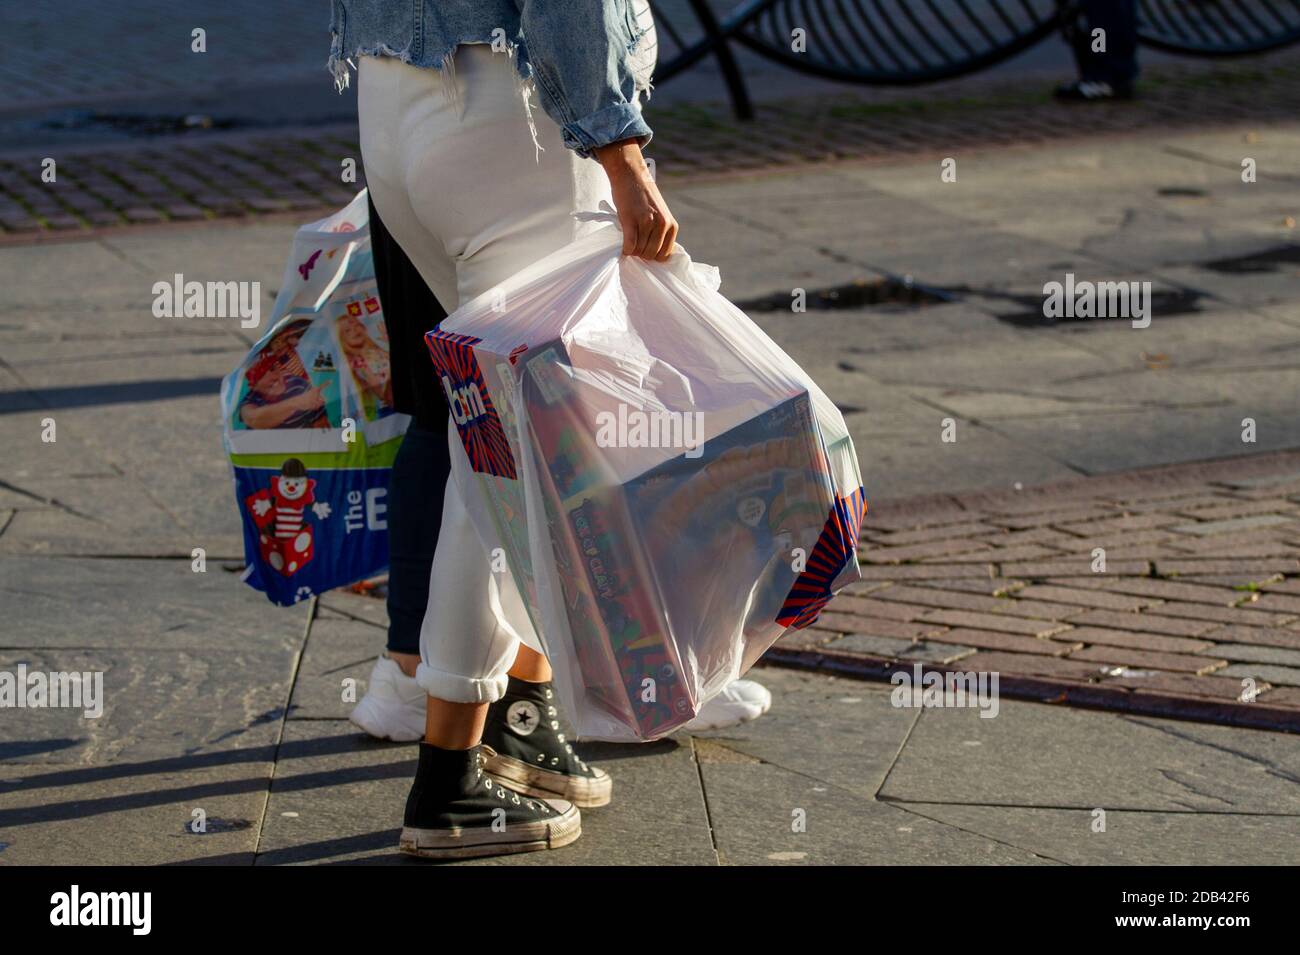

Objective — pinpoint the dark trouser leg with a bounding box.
[1073,0,1140,86]
[386,416,450,656]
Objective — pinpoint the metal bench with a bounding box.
[652,0,1300,117]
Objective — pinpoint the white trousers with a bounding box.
[358,48,616,703]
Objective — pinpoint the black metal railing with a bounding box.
[652,0,1300,117]
[1137,0,1300,55]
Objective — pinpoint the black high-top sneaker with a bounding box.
[482,678,613,808]
[398,742,581,859]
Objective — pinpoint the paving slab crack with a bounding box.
[875,796,1299,817]
[0,362,191,535]
[0,477,101,522]
[314,599,386,631]
[885,800,1070,865]
[1159,774,1237,810]
[874,705,924,800]
[1161,144,1300,183]
[698,733,897,809]
[702,737,1070,862]
[318,655,380,677]
[688,736,723,865]
[251,595,316,865]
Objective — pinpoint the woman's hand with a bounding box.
[595,140,678,262]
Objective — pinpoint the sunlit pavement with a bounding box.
[2,18,1299,864]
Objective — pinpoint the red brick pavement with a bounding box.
[767,450,1300,733]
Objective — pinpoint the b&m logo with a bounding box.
[426,329,518,479]
[442,374,488,426]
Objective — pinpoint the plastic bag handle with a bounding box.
[572,201,718,292]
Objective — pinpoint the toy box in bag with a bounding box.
[220,190,408,606]
[426,219,865,740]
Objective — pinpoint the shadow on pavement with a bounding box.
[0,377,224,414]
[170,829,406,867]
[0,731,679,831]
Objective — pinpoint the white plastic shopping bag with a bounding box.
[426,220,865,740]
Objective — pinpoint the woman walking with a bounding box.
[332,0,765,859]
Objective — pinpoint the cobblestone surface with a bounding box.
[0,130,362,238]
[4,49,1300,241]
[771,451,1300,732]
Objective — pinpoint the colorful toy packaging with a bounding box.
[426,218,865,740]
[221,191,408,606]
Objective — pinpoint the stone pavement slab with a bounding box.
[0,761,269,865]
[687,667,916,803]
[0,555,306,653]
[241,723,415,867]
[0,643,294,764]
[696,756,1048,865]
[897,803,1299,865]
[879,700,1300,814]
[233,660,1300,865]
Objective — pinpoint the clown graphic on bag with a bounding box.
[244,458,329,577]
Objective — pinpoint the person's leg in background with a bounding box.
[347,416,449,741]
[1057,0,1140,101]
[348,194,452,742]
[379,417,446,675]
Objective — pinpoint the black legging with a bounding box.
[383,418,450,655]
[369,194,451,656]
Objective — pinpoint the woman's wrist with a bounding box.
[594,139,649,181]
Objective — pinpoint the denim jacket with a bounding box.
[328,0,654,159]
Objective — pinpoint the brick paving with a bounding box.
[4,49,1300,242]
[768,450,1300,733]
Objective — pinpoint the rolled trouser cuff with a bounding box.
[414,662,510,704]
